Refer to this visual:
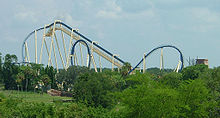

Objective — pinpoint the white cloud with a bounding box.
[3,32,19,43]
[15,11,37,22]
[124,9,155,19]
[189,8,220,32]
[56,13,83,27]
[190,8,220,24]
[96,0,156,20]
[96,0,122,19]
[14,5,38,23]
[165,7,220,33]
[116,0,152,13]
[96,10,120,19]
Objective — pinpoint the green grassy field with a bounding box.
[0,90,71,103]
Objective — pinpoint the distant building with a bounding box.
[196,59,208,66]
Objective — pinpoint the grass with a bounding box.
[0,90,71,103]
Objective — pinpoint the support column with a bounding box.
[160,48,164,70]
[48,22,56,66]
[143,53,146,73]
[99,55,102,72]
[39,25,46,64]
[112,54,119,72]
[66,29,74,69]
[35,30,38,64]
[91,41,98,72]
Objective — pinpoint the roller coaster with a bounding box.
[22,20,184,74]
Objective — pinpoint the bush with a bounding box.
[116,73,216,118]
[0,96,111,118]
[181,64,208,80]
[177,79,215,118]
[159,72,183,88]
[56,66,92,91]
[118,74,179,118]
[73,72,124,108]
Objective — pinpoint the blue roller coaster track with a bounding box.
[71,40,91,68]
[22,21,184,74]
[22,21,125,65]
[128,45,184,74]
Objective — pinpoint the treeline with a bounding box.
[0,53,56,92]
[0,53,220,117]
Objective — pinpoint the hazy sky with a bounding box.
[0,0,220,68]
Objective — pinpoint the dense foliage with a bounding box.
[0,53,220,117]
[73,71,125,108]
[0,54,56,92]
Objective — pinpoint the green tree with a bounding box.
[40,66,56,89]
[181,64,208,80]
[159,72,183,89]
[177,79,214,118]
[56,66,91,91]
[118,73,179,118]
[73,72,122,108]
[19,65,37,91]
[120,62,131,77]
[16,72,25,91]
[2,54,19,90]
[198,67,220,117]
[40,74,51,92]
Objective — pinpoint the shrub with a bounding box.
[73,72,123,108]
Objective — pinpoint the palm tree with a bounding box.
[121,62,132,77]
[40,74,51,93]
[16,72,24,91]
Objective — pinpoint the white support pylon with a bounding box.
[54,33,65,69]
[35,30,38,64]
[86,54,89,68]
[51,34,59,73]
[44,38,53,66]
[175,60,181,72]
[48,22,56,66]
[25,42,30,63]
[91,41,98,72]
[60,24,68,63]
[160,48,164,70]
[112,56,114,72]
[112,54,119,72]
[99,55,102,72]
[117,60,120,72]
[143,53,146,73]
[39,25,46,64]
[79,43,84,66]
[73,52,79,66]
[66,29,74,69]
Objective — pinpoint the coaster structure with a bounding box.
[22,20,184,73]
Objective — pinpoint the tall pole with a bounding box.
[86,54,89,68]
[99,55,102,72]
[35,30,38,64]
[48,22,56,66]
[176,60,181,72]
[60,24,68,63]
[112,54,119,72]
[143,53,146,73]
[52,35,59,73]
[54,33,65,69]
[79,43,84,66]
[160,48,164,70]
[39,25,46,64]
[112,55,114,72]
[25,42,30,63]
[66,29,74,69]
[91,41,98,72]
